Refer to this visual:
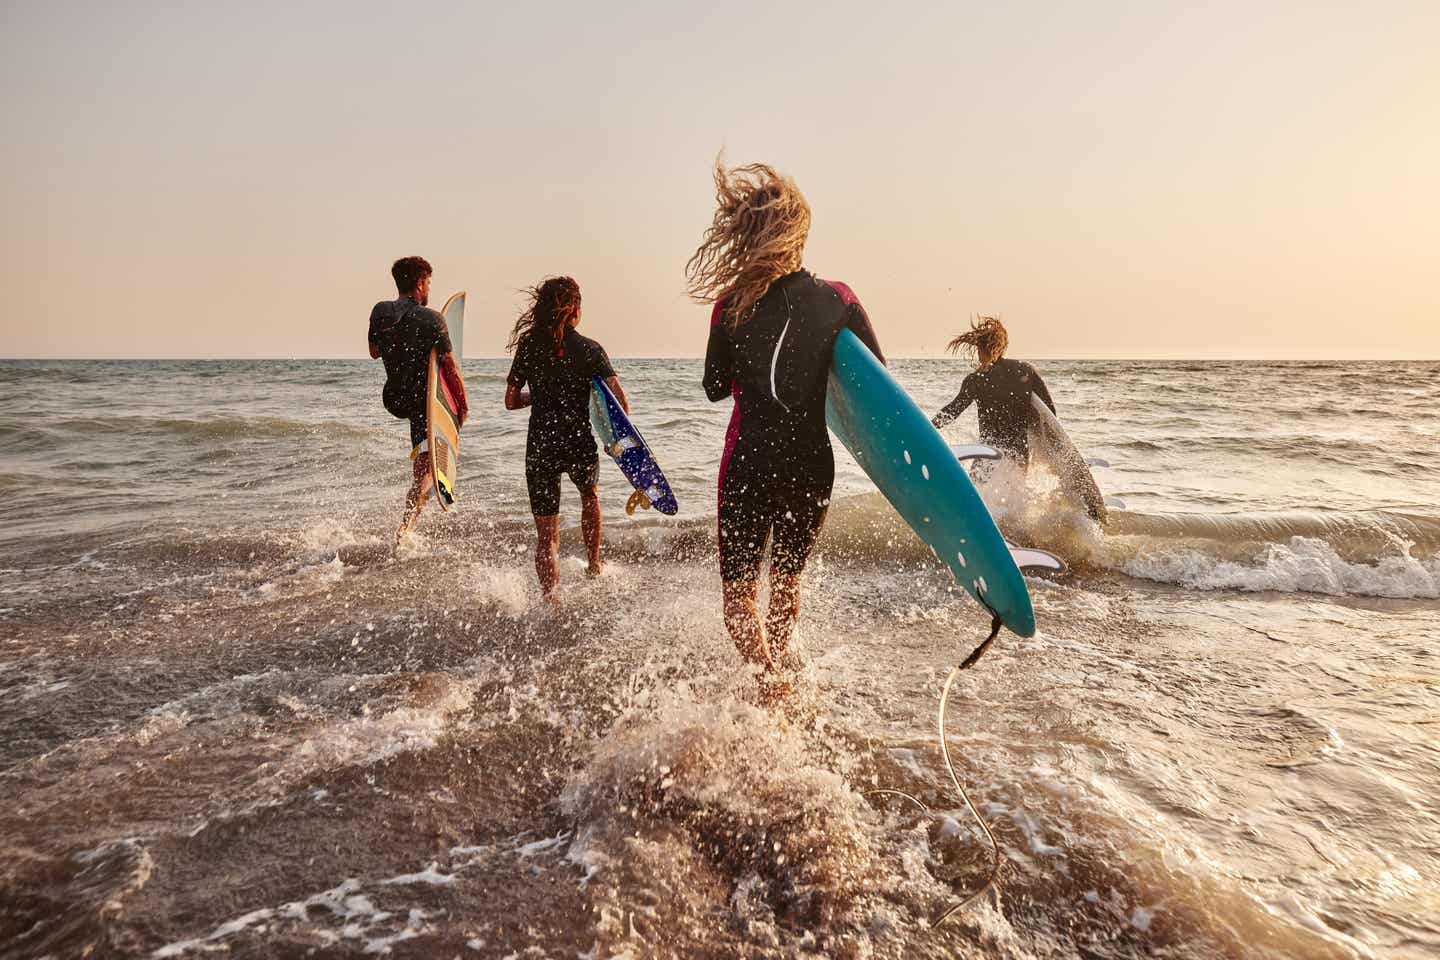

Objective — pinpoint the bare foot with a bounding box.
[756,671,795,708]
[586,562,603,578]
[774,646,805,674]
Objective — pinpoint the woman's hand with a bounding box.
[504,382,532,410]
[605,376,629,414]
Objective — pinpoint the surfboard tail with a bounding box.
[434,439,457,507]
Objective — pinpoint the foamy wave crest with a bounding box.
[583,481,1440,599]
[809,480,1440,598]
[1105,510,1440,563]
[1114,535,1440,598]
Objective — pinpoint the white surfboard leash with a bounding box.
[930,612,1005,928]
[864,612,1006,929]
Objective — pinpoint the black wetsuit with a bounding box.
[368,296,452,450]
[507,327,616,516]
[703,270,884,583]
[931,357,1055,462]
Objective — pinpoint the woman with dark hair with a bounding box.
[931,316,1055,466]
[505,276,628,601]
[690,161,885,703]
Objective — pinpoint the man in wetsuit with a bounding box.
[367,256,467,545]
[931,317,1053,465]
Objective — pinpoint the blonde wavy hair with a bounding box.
[946,316,1009,371]
[685,160,811,324]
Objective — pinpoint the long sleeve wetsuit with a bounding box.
[931,357,1054,462]
[703,269,884,583]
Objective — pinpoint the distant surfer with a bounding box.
[932,317,1107,522]
[505,276,629,602]
[368,256,468,546]
[690,160,885,704]
[931,317,1054,467]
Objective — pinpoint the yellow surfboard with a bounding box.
[426,291,466,511]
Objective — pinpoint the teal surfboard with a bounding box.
[826,330,1037,637]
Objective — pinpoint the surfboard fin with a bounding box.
[951,444,1002,463]
[1006,542,1067,575]
[625,489,652,516]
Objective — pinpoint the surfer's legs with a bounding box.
[721,579,769,668]
[533,514,560,599]
[764,484,828,671]
[764,570,804,671]
[718,485,772,668]
[396,448,432,545]
[524,457,563,596]
[526,449,600,597]
[579,488,602,576]
[718,466,830,699]
[569,452,602,576]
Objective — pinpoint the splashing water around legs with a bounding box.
[722,571,808,705]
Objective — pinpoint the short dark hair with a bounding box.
[391,256,432,294]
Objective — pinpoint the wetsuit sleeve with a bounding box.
[932,376,976,429]
[367,304,382,349]
[590,342,616,381]
[1029,365,1057,414]
[843,302,885,365]
[506,349,528,389]
[703,322,734,403]
[432,315,453,356]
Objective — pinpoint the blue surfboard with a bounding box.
[825,330,1037,637]
[589,376,679,516]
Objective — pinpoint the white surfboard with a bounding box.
[449,301,464,363]
[1028,394,1107,524]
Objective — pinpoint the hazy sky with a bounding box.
[2,1,1437,359]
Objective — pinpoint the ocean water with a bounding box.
[1,357,1436,959]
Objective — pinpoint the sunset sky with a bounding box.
[2,1,1437,359]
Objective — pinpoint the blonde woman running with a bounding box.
[689,161,885,703]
